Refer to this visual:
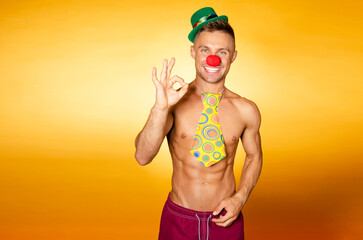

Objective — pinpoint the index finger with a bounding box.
[167,57,175,79]
[212,212,233,223]
[160,59,168,83]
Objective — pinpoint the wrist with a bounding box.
[234,188,248,205]
[152,104,170,113]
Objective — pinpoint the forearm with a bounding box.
[134,106,171,165]
[235,153,263,205]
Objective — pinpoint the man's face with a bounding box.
[191,30,237,84]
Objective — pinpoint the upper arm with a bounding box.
[240,100,262,159]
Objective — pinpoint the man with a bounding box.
[135,7,262,240]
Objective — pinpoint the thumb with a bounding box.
[213,201,225,216]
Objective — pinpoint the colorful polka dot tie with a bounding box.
[190,89,226,167]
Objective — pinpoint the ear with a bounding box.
[231,50,238,63]
[190,45,196,59]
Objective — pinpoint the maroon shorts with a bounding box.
[158,193,244,240]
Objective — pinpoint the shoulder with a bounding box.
[225,89,261,127]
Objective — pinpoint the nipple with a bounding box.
[206,55,221,67]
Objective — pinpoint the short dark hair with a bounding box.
[195,19,235,47]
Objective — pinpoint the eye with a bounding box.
[219,51,227,55]
[201,49,208,53]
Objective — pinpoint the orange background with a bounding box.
[0,0,362,239]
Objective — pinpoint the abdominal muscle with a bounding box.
[169,152,236,211]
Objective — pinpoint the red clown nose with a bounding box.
[206,55,221,67]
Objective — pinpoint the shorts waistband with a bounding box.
[166,192,215,220]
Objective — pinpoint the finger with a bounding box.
[160,59,168,83]
[177,81,189,92]
[152,67,157,81]
[216,217,236,227]
[213,202,225,216]
[212,212,233,223]
[176,82,189,98]
[169,75,185,88]
[167,57,175,79]
[152,67,157,84]
[152,67,160,86]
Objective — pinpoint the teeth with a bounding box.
[204,66,220,72]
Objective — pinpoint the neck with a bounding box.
[194,78,226,94]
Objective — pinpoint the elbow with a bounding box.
[137,159,150,166]
[134,136,149,166]
[134,151,151,166]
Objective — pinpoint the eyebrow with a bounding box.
[198,45,230,52]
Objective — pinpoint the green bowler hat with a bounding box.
[188,7,228,43]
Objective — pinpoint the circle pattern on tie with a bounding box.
[202,142,215,153]
[202,155,210,162]
[213,152,221,160]
[206,108,213,114]
[199,113,208,125]
[211,114,219,124]
[202,92,207,101]
[202,125,220,140]
[191,135,202,150]
[207,95,217,107]
[216,141,223,147]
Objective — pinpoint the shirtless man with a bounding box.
[135,7,262,240]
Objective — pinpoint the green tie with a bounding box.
[190,87,226,167]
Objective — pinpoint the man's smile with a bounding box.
[204,66,221,73]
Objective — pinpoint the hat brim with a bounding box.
[188,15,228,43]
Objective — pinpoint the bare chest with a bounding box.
[170,98,246,149]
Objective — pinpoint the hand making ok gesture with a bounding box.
[152,57,189,110]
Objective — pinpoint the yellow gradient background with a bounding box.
[0,1,362,239]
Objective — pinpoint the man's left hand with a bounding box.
[211,193,246,227]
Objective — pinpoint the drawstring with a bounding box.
[195,214,201,240]
[207,215,212,240]
[195,214,212,240]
